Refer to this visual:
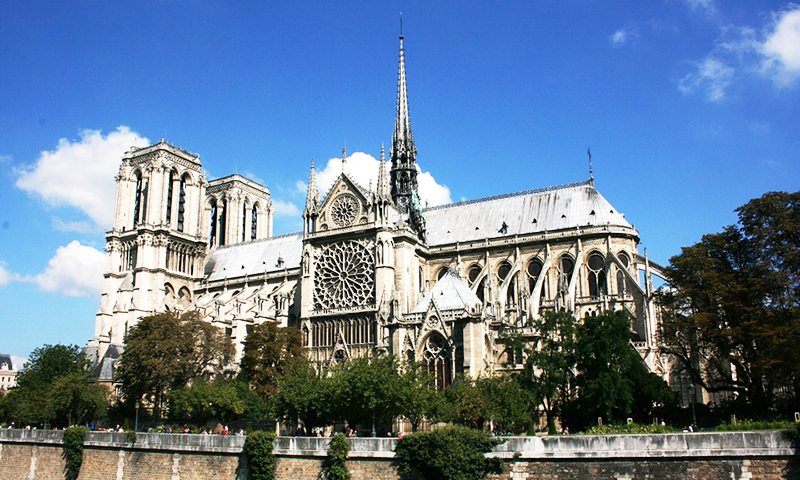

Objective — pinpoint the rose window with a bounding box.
[314,240,375,310]
[330,193,359,227]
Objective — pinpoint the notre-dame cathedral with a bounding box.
[86,35,667,387]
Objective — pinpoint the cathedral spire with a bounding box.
[377,142,391,200]
[390,30,419,213]
[306,158,319,212]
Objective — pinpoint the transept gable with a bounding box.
[317,174,373,231]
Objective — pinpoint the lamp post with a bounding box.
[688,383,697,429]
[135,401,140,431]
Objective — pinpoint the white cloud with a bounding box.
[684,0,717,17]
[15,126,149,230]
[679,57,734,101]
[312,150,452,208]
[610,29,628,47]
[760,7,800,86]
[0,154,11,164]
[0,262,15,287]
[52,217,98,234]
[27,241,106,298]
[243,171,265,185]
[272,199,301,217]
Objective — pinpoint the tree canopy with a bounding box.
[115,311,233,416]
[238,322,305,399]
[0,344,107,427]
[659,191,800,412]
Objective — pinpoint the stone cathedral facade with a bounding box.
[87,36,666,385]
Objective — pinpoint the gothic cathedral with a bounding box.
[87,35,667,385]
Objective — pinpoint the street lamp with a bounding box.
[688,383,697,429]
[135,401,140,431]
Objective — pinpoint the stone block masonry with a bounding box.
[0,429,797,480]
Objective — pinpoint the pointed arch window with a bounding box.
[219,200,227,246]
[166,170,176,226]
[251,204,258,240]
[209,200,218,246]
[242,202,248,242]
[468,264,485,302]
[498,261,516,306]
[616,252,629,296]
[424,332,452,390]
[587,253,607,298]
[133,172,143,228]
[177,175,187,232]
[527,258,545,300]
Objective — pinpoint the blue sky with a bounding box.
[1,1,798,365]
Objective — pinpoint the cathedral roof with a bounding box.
[205,232,303,282]
[412,270,482,313]
[422,180,634,246]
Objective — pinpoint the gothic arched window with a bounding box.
[587,252,606,298]
[617,252,629,296]
[166,170,176,226]
[251,204,258,240]
[242,201,248,242]
[177,174,187,232]
[423,332,452,389]
[468,264,484,302]
[437,267,448,280]
[209,200,218,246]
[498,261,516,306]
[133,172,143,228]
[219,199,227,246]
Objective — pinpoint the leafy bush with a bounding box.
[325,433,351,480]
[63,425,89,480]
[717,420,791,431]
[244,430,276,480]
[782,422,800,445]
[585,423,673,435]
[395,425,504,480]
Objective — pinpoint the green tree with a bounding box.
[571,310,641,426]
[274,360,329,432]
[0,344,106,427]
[441,376,491,430]
[327,355,403,433]
[48,372,108,426]
[659,191,800,411]
[477,375,535,433]
[168,379,266,424]
[115,311,234,417]
[238,322,305,399]
[397,362,442,432]
[507,311,577,434]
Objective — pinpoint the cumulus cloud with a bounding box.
[0,262,16,287]
[272,199,301,217]
[15,126,149,230]
[679,57,735,101]
[312,151,452,208]
[610,29,628,47]
[760,7,800,86]
[9,355,27,370]
[27,241,106,297]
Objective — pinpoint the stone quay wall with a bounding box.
[1,429,797,480]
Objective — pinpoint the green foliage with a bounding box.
[326,355,404,430]
[168,380,267,424]
[508,311,577,434]
[782,422,800,445]
[659,191,800,413]
[584,423,673,435]
[395,425,504,480]
[63,425,88,480]
[717,420,791,431]
[441,376,491,430]
[396,362,443,432]
[325,433,351,480]
[0,344,106,427]
[274,360,329,432]
[116,311,234,417]
[244,430,276,480]
[238,322,306,399]
[440,375,535,433]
